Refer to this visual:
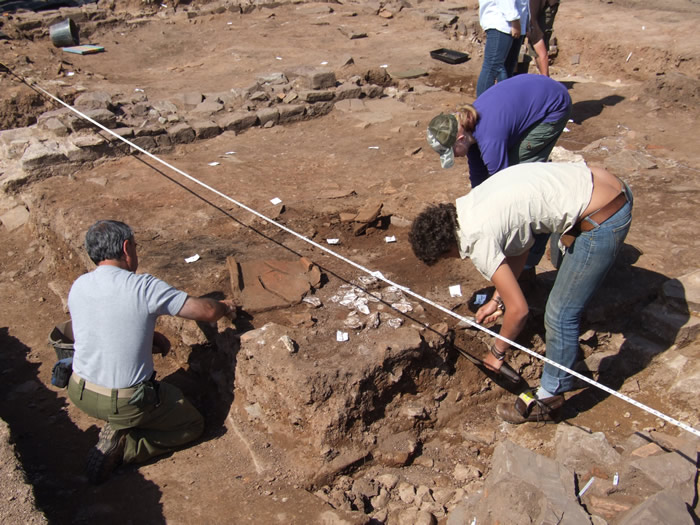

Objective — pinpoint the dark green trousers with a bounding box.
[68,376,204,464]
[508,106,572,166]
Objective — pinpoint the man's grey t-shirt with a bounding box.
[68,265,188,389]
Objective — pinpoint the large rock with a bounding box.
[661,269,700,315]
[73,91,114,111]
[227,256,322,312]
[554,425,622,475]
[618,489,694,524]
[20,141,68,171]
[233,319,448,484]
[630,449,697,504]
[459,440,591,525]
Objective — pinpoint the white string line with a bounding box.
[25,79,700,439]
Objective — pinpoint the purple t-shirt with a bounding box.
[467,74,571,186]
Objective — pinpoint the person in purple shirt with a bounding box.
[426,74,572,270]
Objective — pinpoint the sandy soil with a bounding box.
[0,0,699,522]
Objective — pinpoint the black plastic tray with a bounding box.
[430,48,470,65]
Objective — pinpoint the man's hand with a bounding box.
[475,300,503,325]
[509,20,521,39]
[152,331,171,356]
[221,299,237,321]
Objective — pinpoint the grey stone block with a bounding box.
[134,125,165,137]
[299,90,334,103]
[257,72,288,85]
[285,66,336,90]
[278,104,305,123]
[154,134,173,150]
[190,99,224,116]
[190,120,222,139]
[639,300,700,347]
[74,91,114,111]
[70,109,117,131]
[0,206,30,231]
[630,451,697,504]
[218,111,258,133]
[42,118,70,137]
[661,270,700,315]
[305,101,334,118]
[335,84,363,101]
[167,123,195,144]
[618,489,694,524]
[362,84,384,98]
[20,141,68,170]
[131,136,157,151]
[554,426,622,475]
[257,107,279,127]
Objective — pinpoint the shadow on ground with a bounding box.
[0,327,166,524]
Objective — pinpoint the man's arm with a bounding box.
[177,296,236,323]
[533,38,549,76]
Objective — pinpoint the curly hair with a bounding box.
[409,203,459,265]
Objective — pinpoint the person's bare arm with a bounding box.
[177,296,236,323]
[533,38,549,76]
[476,254,529,371]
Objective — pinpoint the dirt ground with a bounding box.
[1,0,700,523]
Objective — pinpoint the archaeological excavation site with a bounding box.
[1,0,699,523]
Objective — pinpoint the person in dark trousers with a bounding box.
[409,162,632,423]
[67,220,236,483]
[528,0,560,76]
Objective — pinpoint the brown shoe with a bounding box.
[86,423,127,484]
[497,390,564,424]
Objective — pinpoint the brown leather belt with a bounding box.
[70,372,138,398]
[561,191,628,247]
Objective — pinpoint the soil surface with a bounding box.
[1,0,699,523]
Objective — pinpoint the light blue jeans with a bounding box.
[540,185,633,395]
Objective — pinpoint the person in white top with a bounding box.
[476,0,530,96]
[409,162,633,424]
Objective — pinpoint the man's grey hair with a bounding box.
[85,220,133,264]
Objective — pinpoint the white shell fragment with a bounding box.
[279,335,297,353]
[344,312,364,329]
[336,331,349,342]
[391,301,412,314]
[302,296,322,308]
[387,318,403,329]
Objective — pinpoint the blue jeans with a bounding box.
[540,185,633,395]
[476,29,522,97]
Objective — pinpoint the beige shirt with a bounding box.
[455,161,593,280]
